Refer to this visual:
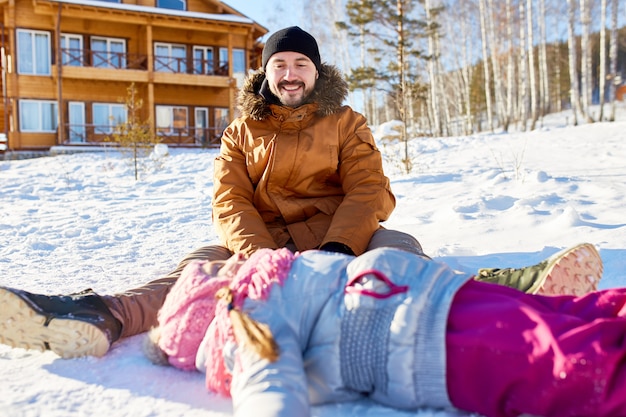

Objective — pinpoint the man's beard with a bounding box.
[273,81,313,107]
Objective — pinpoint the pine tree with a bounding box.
[338,0,428,173]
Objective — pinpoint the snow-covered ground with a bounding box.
[1,105,625,417]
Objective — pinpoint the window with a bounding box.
[218,47,229,75]
[214,107,230,135]
[218,48,246,81]
[156,105,187,135]
[19,100,57,132]
[93,103,126,134]
[155,43,186,73]
[91,37,126,69]
[17,29,51,75]
[193,46,213,75]
[232,49,246,75]
[61,34,84,66]
[232,48,246,87]
[157,0,185,10]
[194,107,208,144]
[68,102,85,142]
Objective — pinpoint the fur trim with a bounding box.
[237,63,349,121]
[142,327,170,367]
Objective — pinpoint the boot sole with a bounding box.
[534,243,603,296]
[0,288,110,358]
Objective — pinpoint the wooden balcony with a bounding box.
[63,124,223,148]
[60,48,233,86]
[62,48,148,70]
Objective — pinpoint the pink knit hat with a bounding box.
[204,247,296,396]
[154,248,296,396]
[156,258,237,370]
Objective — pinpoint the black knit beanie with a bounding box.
[262,26,321,71]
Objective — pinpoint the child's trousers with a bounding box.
[447,279,626,417]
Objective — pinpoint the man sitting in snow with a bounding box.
[0,27,603,360]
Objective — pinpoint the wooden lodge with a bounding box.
[0,0,268,153]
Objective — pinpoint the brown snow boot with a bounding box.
[0,286,122,358]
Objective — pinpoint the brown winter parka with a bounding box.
[212,63,395,256]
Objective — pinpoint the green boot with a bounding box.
[475,243,603,296]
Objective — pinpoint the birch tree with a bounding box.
[527,0,539,130]
[461,0,476,134]
[550,0,563,113]
[305,0,352,103]
[424,0,445,136]
[566,0,582,125]
[518,0,529,130]
[478,0,494,131]
[504,0,515,131]
[579,0,594,122]
[538,0,550,117]
[486,0,506,129]
[396,0,411,172]
[442,0,475,135]
[608,0,618,121]
[598,0,607,121]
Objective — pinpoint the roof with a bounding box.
[47,0,254,25]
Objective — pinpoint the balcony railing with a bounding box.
[62,48,148,70]
[63,124,223,147]
[61,48,229,75]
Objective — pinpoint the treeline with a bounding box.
[292,0,625,169]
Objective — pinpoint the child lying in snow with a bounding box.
[144,246,619,417]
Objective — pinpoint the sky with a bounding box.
[222,0,301,34]
[221,0,265,23]
[1,103,626,416]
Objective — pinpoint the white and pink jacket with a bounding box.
[153,247,471,417]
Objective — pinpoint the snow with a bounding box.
[1,105,626,417]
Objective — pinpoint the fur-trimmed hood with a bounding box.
[237,63,349,120]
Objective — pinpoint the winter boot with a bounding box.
[475,243,603,296]
[0,286,122,358]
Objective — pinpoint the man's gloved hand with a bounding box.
[319,242,355,256]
